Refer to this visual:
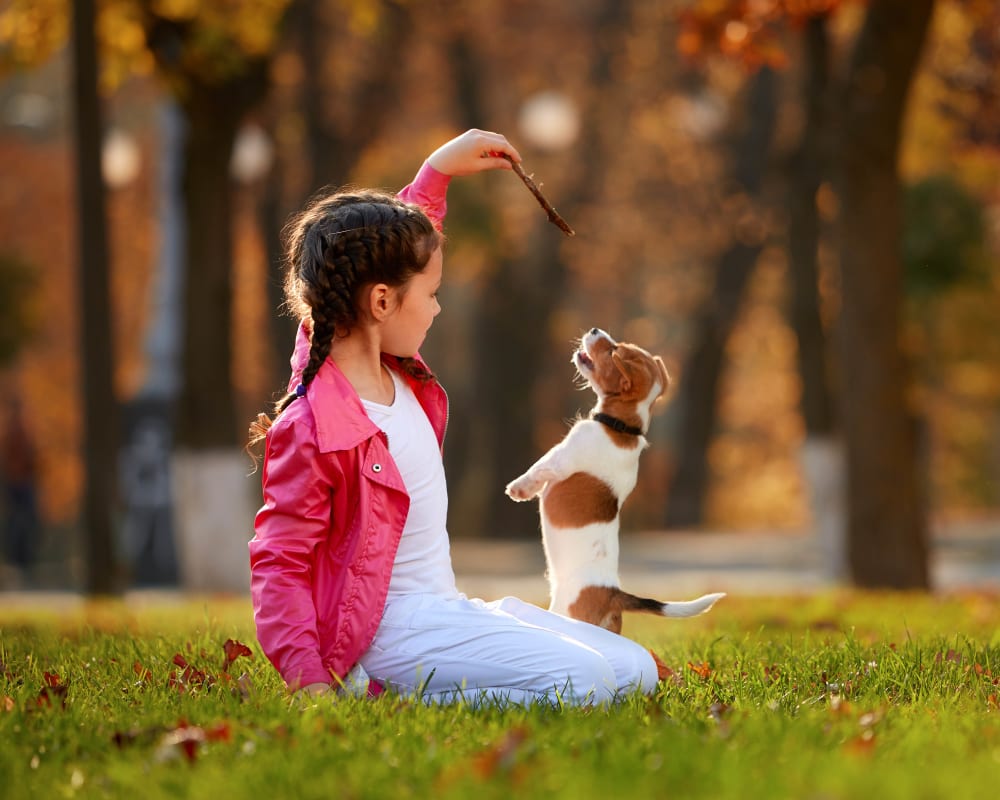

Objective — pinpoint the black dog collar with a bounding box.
[591,412,644,437]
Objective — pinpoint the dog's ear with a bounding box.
[654,356,671,399]
[611,351,633,393]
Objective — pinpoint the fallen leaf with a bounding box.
[687,661,713,680]
[2,696,14,712]
[35,672,68,710]
[648,650,677,682]
[181,665,209,686]
[223,639,253,672]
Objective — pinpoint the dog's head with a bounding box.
[573,328,670,407]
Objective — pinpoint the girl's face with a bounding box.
[380,245,443,357]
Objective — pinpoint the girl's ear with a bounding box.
[368,283,394,321]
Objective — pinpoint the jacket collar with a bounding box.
[308,359,381,453]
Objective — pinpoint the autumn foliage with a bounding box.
[677,0,845,69]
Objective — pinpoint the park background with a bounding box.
[0,0,998,596]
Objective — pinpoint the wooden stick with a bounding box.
[501,154,575,236]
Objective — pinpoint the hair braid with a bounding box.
[300,306,337,390]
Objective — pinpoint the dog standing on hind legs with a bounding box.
[506,328,724,635]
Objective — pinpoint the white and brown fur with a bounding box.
[506,328,724,634]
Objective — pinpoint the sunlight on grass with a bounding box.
[2,592,998,799]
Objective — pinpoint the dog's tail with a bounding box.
[619,591,726,619]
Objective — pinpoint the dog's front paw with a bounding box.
[506,474,543,501]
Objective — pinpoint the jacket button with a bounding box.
[372,464,382,473]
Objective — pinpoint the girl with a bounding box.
[249,129,659,705]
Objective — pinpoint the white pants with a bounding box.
[359,594,659,706]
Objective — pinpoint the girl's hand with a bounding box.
[427,129,521,176]
[300,682,332,697]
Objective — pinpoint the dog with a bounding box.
[505,328,725,634]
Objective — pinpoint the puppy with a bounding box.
[506,328,724,634]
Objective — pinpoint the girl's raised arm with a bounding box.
[398,129,520,229]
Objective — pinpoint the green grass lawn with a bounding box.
[2,591,998,799]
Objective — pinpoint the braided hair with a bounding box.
[248,188,441,450]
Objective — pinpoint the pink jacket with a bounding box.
[249,163,450,689]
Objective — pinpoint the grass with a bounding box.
[1,591,998,799]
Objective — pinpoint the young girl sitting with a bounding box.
[249,129,659,705]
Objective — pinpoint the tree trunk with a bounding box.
[173,84,245,448]
[71,0,119,595]
[835,0,934,588]
[141,9,273,448]
[664,68,778,528]
[789,15,835,438]
[139,8,279,589]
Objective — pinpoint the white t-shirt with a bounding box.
[362,369,459,599]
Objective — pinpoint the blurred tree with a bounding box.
[1,0,119,591]
[1,0,294,589]
[664,67,779,529]
[675,0,939,587]
[670,1,841,537]
[72,0,119,594]
[786,11,836,441]
[835,0,936,588]
[134,0,293,448]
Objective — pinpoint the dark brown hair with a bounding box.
[248,188,441,450]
